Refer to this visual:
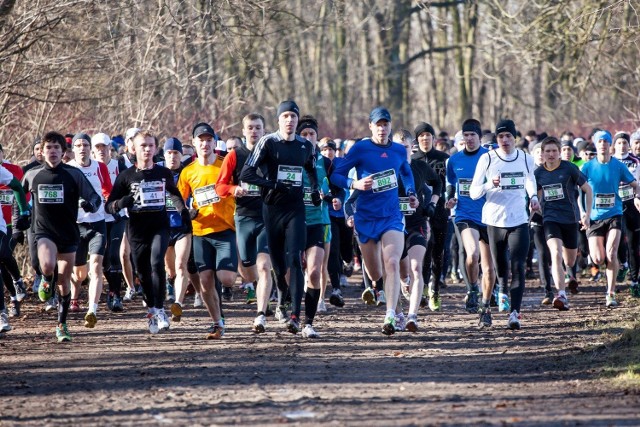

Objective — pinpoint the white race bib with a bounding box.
[619,184,633,201]
[458,178,472,197]
[139,181,166,207]
[38,184,64,204]
[499,172,525,190]
[277,165,303,187]
[595,193,615,208]
[399,197,415,216]
[0,189,14,206]
[542,183,564,201]
[240,181,261,197]
[193,184,220,207]
[371,169,398,193]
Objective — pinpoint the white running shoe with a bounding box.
[253,314,266,333]
[123,287,136,302]
[147,313,159,334]
[507,310,521,330]
[0,311,12,332]
[157,309,170,331]
[317,299,327,313]
[44,296,59,312]
[376,290,386,306]
[302,324,319,338]
[193,293,204,308]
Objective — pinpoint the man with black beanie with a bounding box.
[411,122,450,311]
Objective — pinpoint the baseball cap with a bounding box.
[192,122,215,138]
[125,128,141,141]
[92,132,111,148]
[369,107,391,124]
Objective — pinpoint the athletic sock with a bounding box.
[91,303,98,314]
[482,299,490,308]
[304,288,320,326]
[58,293,71,324]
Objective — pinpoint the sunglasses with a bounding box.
[585,152,596,157]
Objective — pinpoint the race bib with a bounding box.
[595,193,615,208]
[499,172,525,190]
[458,178,472,197]
[619,184,633,201]
[165,194,177,211]
[0,189,14,205]
[38,184,64,204]
[240,181,261,197]
[399,197,415,216]
[371,169,398,193]
[139,181,166,207]
[277,165,303,187]
[303,187,313,207]
[193,184,220,207]
[542,184,564,201]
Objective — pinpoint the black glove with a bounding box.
[310,187,322,207]
[11,230,24,245]
[15,213,31,231]
[273,182,290,194]
[80,200,96,213]
[180,209,193,234]
[425,202,436,218]
[111,210,125,223]
[189,208,199,220]
[116,195,135,210]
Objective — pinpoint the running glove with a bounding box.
[117,194,135,210]
[11,230,24,245]
[80,200,97,213]
[425,201,437,218]
[310,187,322,206]
[15,213,31,231]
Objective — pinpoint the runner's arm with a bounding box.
[469,153,492,200]
[215,149,238,197]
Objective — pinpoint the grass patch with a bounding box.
[600,322,640,390]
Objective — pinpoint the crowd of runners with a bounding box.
[1,101,640,342]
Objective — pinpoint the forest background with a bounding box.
[0,0,639,163]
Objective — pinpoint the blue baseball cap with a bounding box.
[163,137,183,154]
[369,107,391,124]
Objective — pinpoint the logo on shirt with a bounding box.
[381,153,388,158]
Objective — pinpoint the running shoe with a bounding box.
[340,274,349,287]
[265,304,274,317]
[56,323,71,342]
[361,287,376,305]
[275,305,289,323]
[382,314,396,335]
[136,284,143,295]
[44,296,58,312]
[207,323,224,339]
[394,312,406,332]
[170,302,183,321]
[428,290,441,312]
[269,287,278,302]
[541,291,554,305]
[329,289,345,307]
[222,286,233,301]
[465,287,479,313]
[123,287,136,301]
[84,311,97,328]
[302,324,319,338]
[420,295,427,308]
[498,292,510,313]
[14,279,27,302]
[405,314,418,332]
[353,259,361,272]
[317,299,327,313]
[617,266,629,283]
[605,293,618,308]
[0,311,11,332]
[166,283,175,302]
[343,261,354,277]
[630,283,640,298]
[553,294,570,311]
[147,313,159,334]
[106,292,115,311]
[253,314,266,333]
[376,290,386,307]
[193,293,204,308]
[591,271,602,282]
[157,309,170,330]
[245,287,257,304]
[401,281,411,301]
[507,310,521,330]
[9,300,19,317]
[112,296,124,312]
[70,299,80,313]
[525,269,536,280]
[567,278,580,295]
[38,278,53,302]
[287,315,301,334]
[478,308,492,328]
[32,274,42,294]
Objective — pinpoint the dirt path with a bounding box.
[2,276,640,426]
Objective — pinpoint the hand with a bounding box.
[11,230,24,245]
[111,210,125,223]
[189,208,199,220]
[346,216,354,228]
[274,182,290,194]
[353,177,373,191]
[180,209,193,234]
[80,200,96,213]
[634,197,640,214]
[408,195,419,209]
[15,213,31,231]
[117,194,135,210]
[529,198,540,212]
[332,198,342,211]
[310,187,322,206]
[425,201,436,218]
[445,198,457,209]
[234,186,247,198]
[580,213,590,231]
[492,174,501,187]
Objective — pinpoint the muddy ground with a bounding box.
[1,273,640,426]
